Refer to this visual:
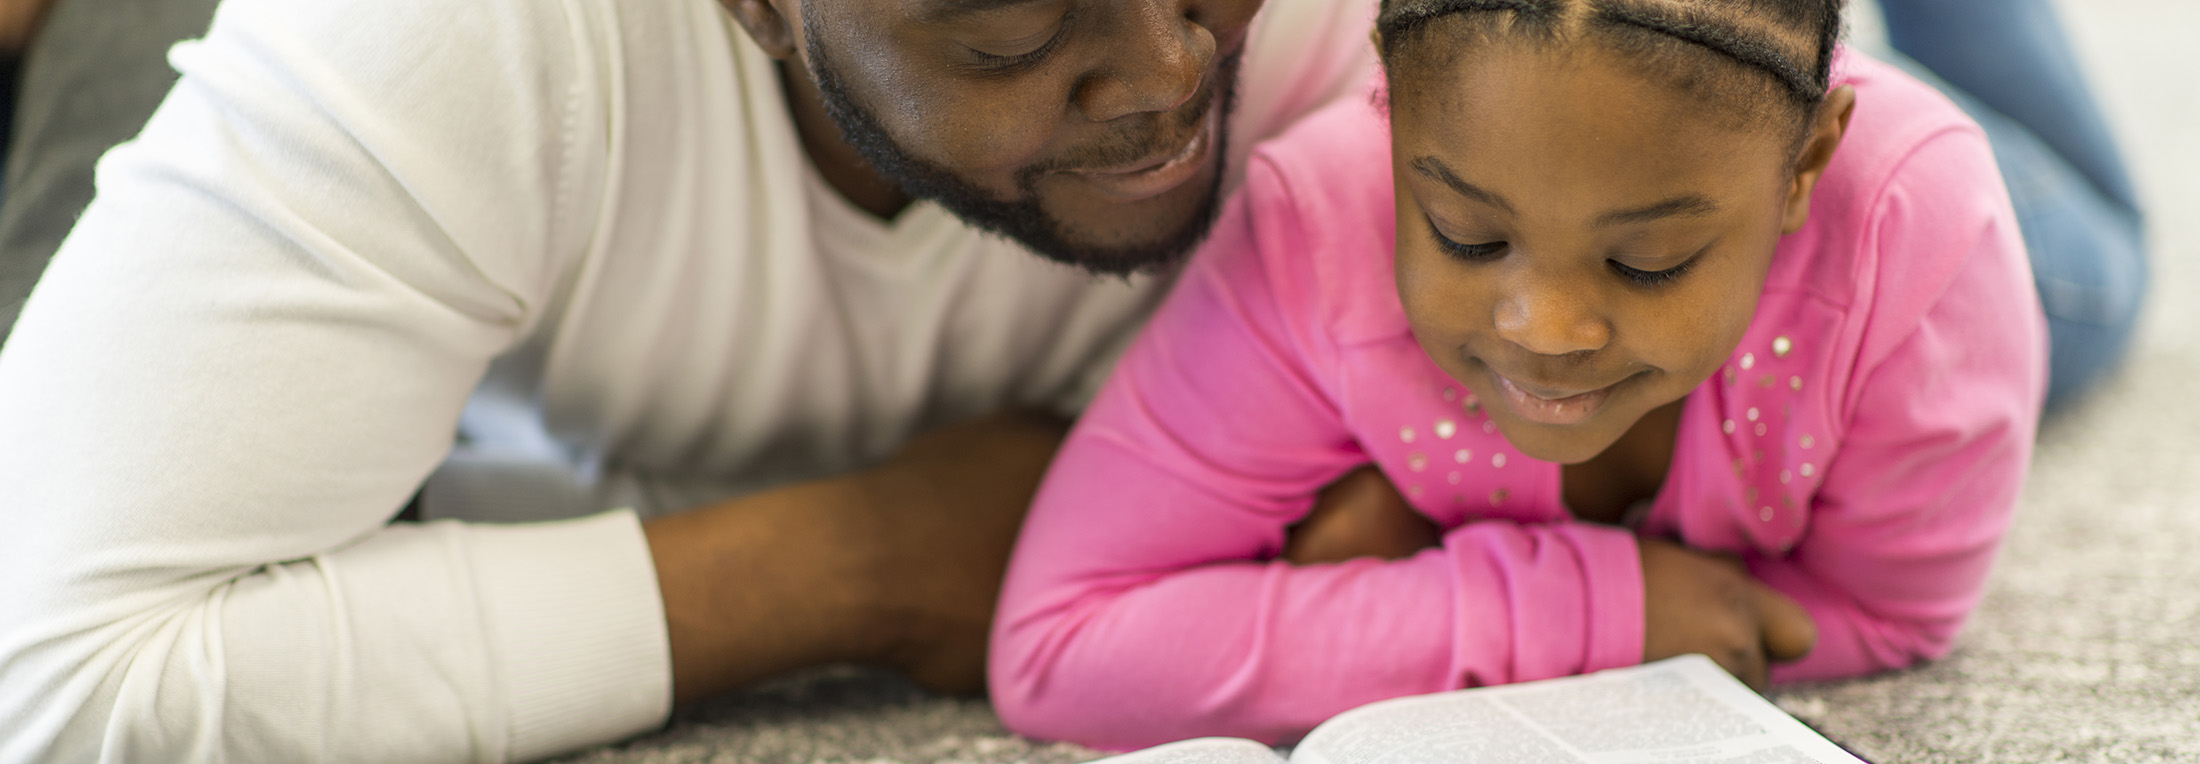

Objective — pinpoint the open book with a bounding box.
[1086,655,1864,764]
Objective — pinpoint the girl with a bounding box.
[990,0,2046,752]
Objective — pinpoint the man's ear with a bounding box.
[1780,84,1857,235]
[725,0,799,60]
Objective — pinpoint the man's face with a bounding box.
[786,0,1260,275]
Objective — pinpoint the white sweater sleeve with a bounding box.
[0,1,670,762]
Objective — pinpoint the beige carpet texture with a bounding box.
[551,1,2200,762]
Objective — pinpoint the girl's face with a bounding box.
[1391,41,1847,465]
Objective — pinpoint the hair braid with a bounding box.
[1376,0,1847,134]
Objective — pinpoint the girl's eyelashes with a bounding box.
[1426,217,1506,261]
[1426,213,1703,288]
[1608,255,1699,288]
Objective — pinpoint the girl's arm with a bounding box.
[1760,127,2048,682]
[988,149,1644,751]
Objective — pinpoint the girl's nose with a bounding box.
[1492,274,1611,358]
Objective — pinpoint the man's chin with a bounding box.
[1014,157,1227,277]
[982,215,1217,278]
[1026,193,1223,277]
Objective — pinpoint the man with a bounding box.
[0,0,1378,760]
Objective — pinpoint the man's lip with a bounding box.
[1061,113,1215,202]
[1078,127,1204,175]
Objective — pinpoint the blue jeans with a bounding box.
[1880,0,2149,410]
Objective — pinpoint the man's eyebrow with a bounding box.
[917,0,1049,23]
[1595,195,1721,226]
[1410,157,1516,216]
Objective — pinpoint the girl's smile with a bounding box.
[1487,367,1632,426]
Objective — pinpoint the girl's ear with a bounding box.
[1779,85,1857,235]
[725,0,800,60]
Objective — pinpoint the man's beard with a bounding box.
[803,20,1239,277]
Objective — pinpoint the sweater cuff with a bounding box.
[465,510,672,762]
[1576,525,1645,673]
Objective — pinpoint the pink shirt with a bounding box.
[990,52,2048,751]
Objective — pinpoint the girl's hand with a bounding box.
[1279,470,1818,691]
[1639,537,1817,690]
[1283,466,1442,564]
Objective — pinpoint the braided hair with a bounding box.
[1376,0,1846,138]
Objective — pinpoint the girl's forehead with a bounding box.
[1394,44,1791,210]
[1407,43,1745,135]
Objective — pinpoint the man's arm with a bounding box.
[0,1,671,761]
[647,409,1066,704]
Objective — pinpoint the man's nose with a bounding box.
[1074,0,1214,122]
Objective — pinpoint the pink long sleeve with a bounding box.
[1753,127,2046,681]
[989,141,1644,751]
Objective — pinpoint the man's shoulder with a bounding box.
[1226,0,1383,185]
[156,0,773,318]
[1243,0,1380,58]
[195,0,741,107]
[204,0,578,69]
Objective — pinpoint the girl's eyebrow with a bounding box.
[1595,194,1720,226]
[1412,155,1721,226]
[1411,156,1516,216]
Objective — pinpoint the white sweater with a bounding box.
[0,0,1378,761]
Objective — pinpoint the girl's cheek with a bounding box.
[1396,252,1469,359]
[1394,250,1435,319]
[1424,265,1490,336]
[1401,277,1465,345]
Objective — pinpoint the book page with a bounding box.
[1289,656,1865,764]
[1083,737,1289,764]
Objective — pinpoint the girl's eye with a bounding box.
[1608,257,1697,288]
[1427,217,1505,262]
